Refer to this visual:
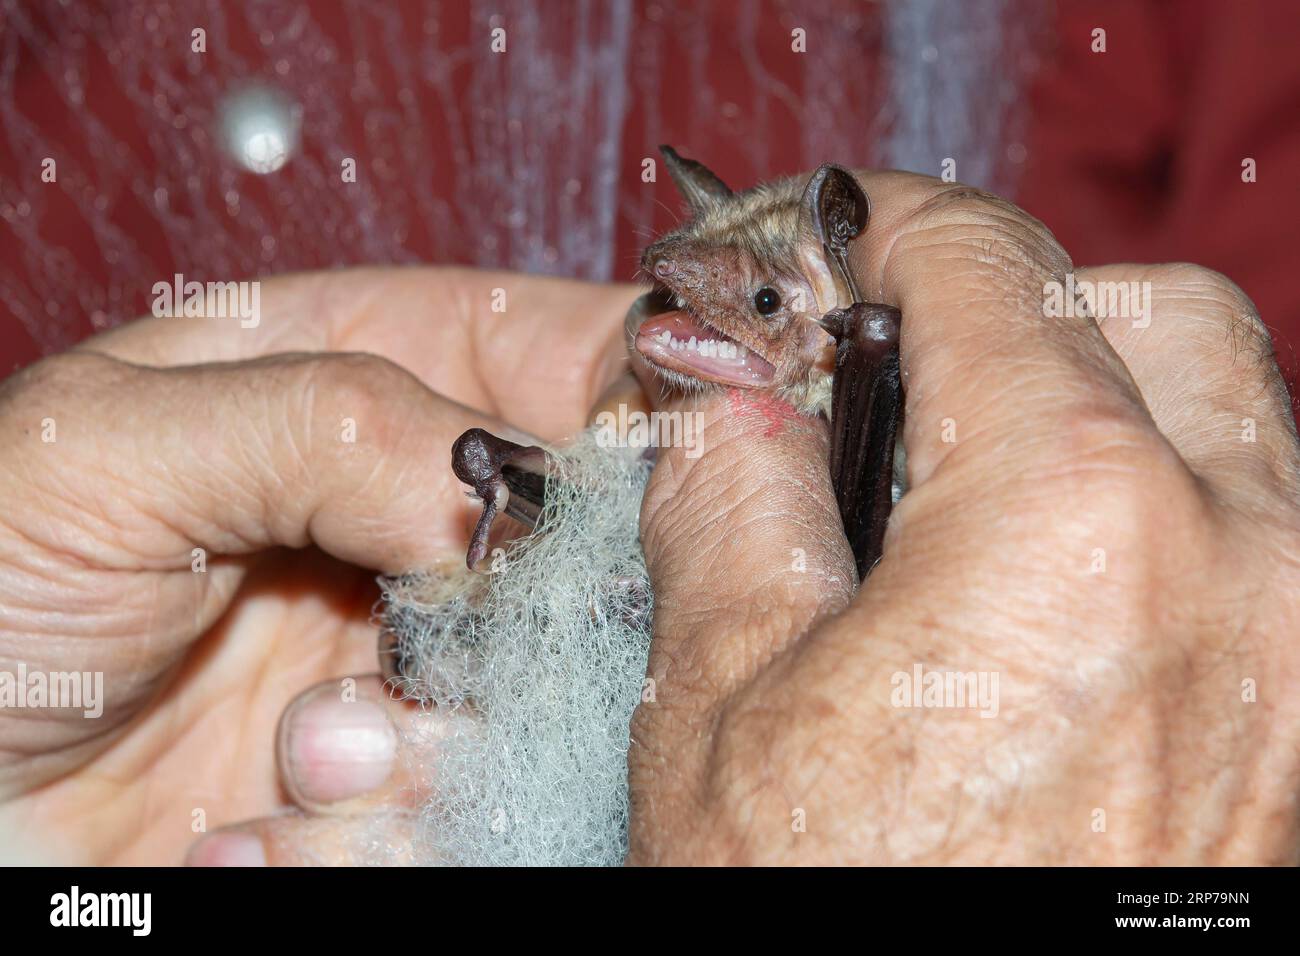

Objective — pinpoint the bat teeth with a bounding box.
[675,297,685,309]
[649,326,750,363]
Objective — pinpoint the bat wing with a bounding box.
[451,428,550,570]
[825,303,903,580]
[798,164,903,580]
[447,312,903,584]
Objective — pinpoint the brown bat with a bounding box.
[384,150,904,859]
[451,146,903,581]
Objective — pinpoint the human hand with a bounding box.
[626,170,1300,864]
[0,266,637,864]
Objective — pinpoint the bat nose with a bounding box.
[652,258,675,279]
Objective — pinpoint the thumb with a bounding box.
[639,390,855,705]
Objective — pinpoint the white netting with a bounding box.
[378,429,653,866]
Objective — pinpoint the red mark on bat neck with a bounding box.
[726,388,801,439]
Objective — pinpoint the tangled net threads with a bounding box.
[378,429,653,866]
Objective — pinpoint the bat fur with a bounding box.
[376,148,902,865]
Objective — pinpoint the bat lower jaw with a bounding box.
[635,310,776,387]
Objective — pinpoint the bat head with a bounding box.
[633,146,868,413]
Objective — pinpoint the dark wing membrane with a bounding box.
[826,302,903,580]
[451,428,551,570]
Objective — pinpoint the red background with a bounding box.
[2,0,1297,406]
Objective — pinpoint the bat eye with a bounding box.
[753,287,781,316]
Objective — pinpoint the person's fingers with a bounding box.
[630,391,853,851]
[185,810,417,866]
[1078,263,1300,509]
[636,392,855,714]
[80,269,342,367]
[0,348,519,577]
[0,346,519,719]
[77,266,640,441]
[844,171,1157,492]
[276,676,470,815]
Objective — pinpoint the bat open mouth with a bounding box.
[634,284,776,387]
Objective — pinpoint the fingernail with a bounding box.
[187,832,266,867]
[282,689,396,805]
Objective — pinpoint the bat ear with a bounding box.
[798,164,870,259]
[797,164,870,308]
[659,145,732,214]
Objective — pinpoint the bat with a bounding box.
[450,146,903,582]
[381,151,904,860]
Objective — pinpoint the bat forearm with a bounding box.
[825,303,903,579]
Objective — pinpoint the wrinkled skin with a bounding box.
[2,170,1299,865]
[0,267,636,863]
[627,171,1300,864]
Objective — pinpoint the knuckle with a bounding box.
[1152,263,1273,363]
[301,351,419,447]
[1034,403,1205,555]
[898,185,1072,281]
[1049,405,1181,496]
[310,350,408,405]
[1053,403,1161,466]
[886,187,1074,325]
